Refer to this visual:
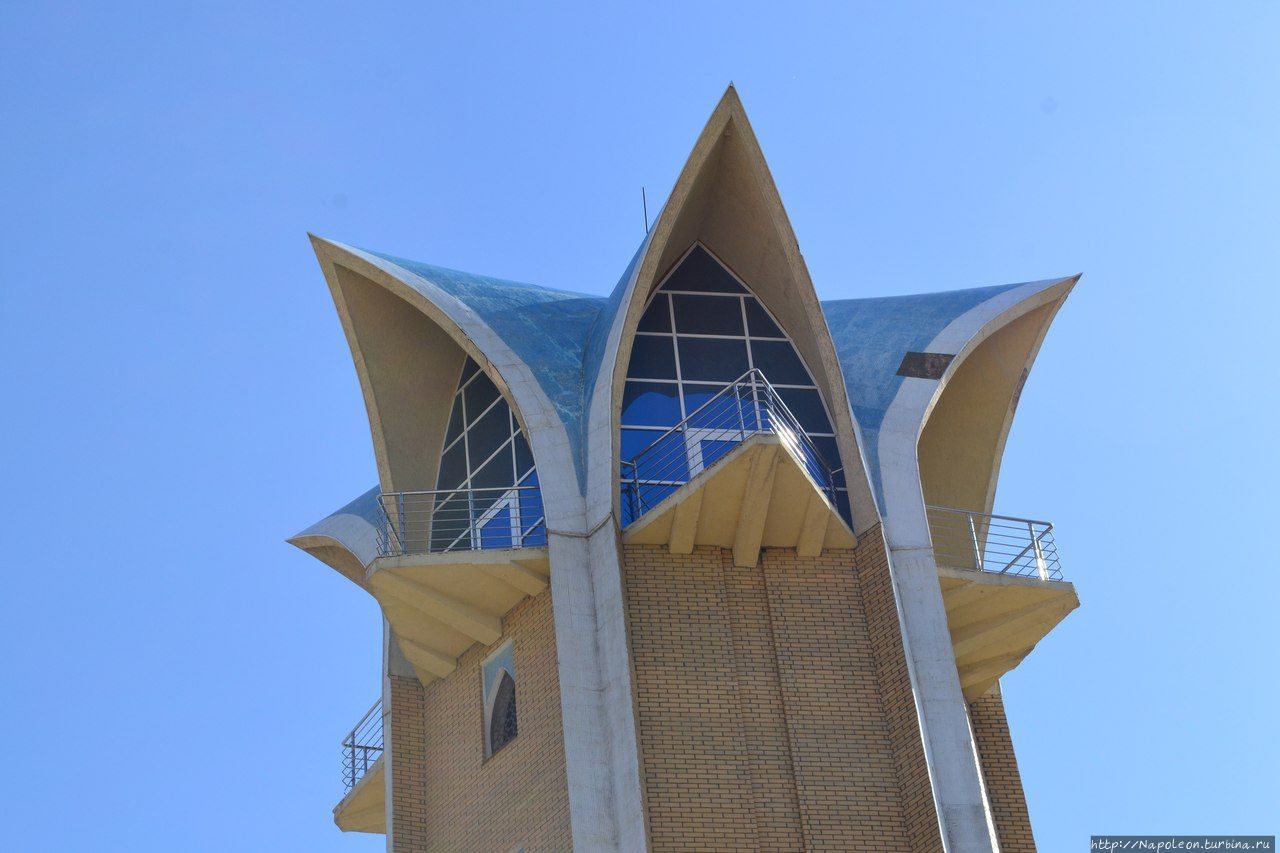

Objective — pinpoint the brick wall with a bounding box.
[621,538,944,851]
[621,545,762,850]
[969,687,1036,852]
[387,590,572,852]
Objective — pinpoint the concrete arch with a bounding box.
[309,236,586,537]
[872,275,1076,852]
[585,85,878,535]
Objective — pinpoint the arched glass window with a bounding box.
[433,357,545,550]
[482,642,517,757]
[488,672,518,754]
[619,244,849,525]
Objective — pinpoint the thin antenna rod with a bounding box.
[642,187,649,233]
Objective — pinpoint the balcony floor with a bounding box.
[367,547,550,685]
[334,757,385,834]
[936,565,1078,699]
[623,433,856,567]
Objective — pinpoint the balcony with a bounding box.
[926,506,1078,699]
[333,699,385,834]
[620,369,856,567]
[363,488,551,688]
[375,486,546,557]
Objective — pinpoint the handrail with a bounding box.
[925,505,1063,581]
[375,484,546,557]
[621,369,841,523]
[341,699,384,792]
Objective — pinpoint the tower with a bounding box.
[289,87,1078,852]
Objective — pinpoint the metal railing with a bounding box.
[375,484,546,557]
[925,506,1062,580]
[620,369,840,523]
[342,699,384,792]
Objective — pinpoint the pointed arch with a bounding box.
[309,236,583,534]
[585,86,878,534]
[486,670,518,756]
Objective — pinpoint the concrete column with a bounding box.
[882,539,1000,853]
[546,527,647,852]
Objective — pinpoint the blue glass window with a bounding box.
[621,382,682,427]
[659,245,748,293]
[672,294,744,336]
[619,243,850,526]
[627,335,678,379]
[433,357,543,550]
[677,337,749,382]
[637,295,671,332]
[744,298,784,338]
[749,340,811,385]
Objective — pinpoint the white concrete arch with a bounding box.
[584,85,879,536]
[309,236,586,536]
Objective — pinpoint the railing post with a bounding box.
[468,489,478,549]
[396,492,406,555]
[512,489,521,546]
[736,382,747,441]
[1031,520,1048,581]
[967,511,984,572]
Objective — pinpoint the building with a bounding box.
[288,86,1079,852]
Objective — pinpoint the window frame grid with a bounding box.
[621,242,850,521]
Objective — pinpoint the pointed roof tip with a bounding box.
[714,82,744,112]
[308,232,341,251]
[1049,272,1083,293]
[705,84,750,137]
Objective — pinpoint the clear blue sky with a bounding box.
[3,2,1276,849]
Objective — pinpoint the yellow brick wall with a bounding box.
[621,545,762,850]
[387,590,572,852]
[622,536,944,851]
[969,688,1037,852]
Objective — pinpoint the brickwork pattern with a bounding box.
[969,689,1037,852]
[761,548,911,850]
[856,525,945,852]
[620,546,761,851]
[622,542,945,851]
[387,591,571,852]
[724,554,806,848]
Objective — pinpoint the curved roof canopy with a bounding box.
[822,277,1075,505]
[290,85,1077,568]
